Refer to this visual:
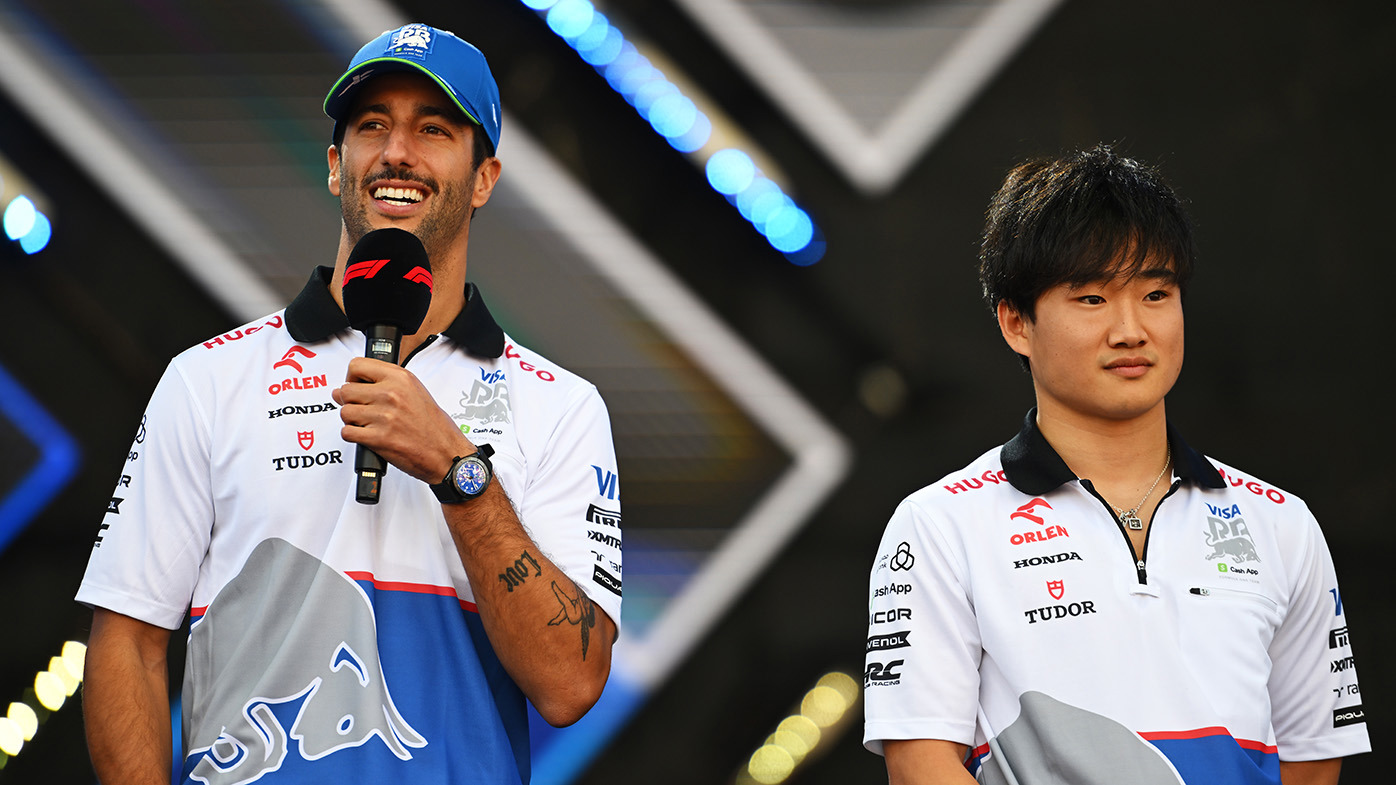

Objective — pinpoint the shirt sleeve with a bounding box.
[75,359,213,630]
[864,496,981,755]
[1267,501,1370,760]
[517,383,623,635]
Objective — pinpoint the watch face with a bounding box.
[454,457,489,496]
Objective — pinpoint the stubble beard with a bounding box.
[340,162,477,262]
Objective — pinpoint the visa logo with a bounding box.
[592,466,618,500]
[1206,503,1242,519]
[480,368,506,384]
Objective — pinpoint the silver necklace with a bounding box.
[1113,443,1171,531]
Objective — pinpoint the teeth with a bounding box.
[373,186,423,204]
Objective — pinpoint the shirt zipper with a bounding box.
[1079,478,1182,585]
[400,333,439,368]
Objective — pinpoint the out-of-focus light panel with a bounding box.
[518,0,826,265]
[734,671,860,784]
[0,160,54,255]
[0,641,85,767]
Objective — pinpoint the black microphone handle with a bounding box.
[355,323,403,504]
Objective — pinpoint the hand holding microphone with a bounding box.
[340,228,434,504]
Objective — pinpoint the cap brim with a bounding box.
[323,57,483,129]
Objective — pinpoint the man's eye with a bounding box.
[1146,290,1170,301]
[1079,295,1104,305]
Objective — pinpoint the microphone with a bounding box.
[341,228,434,504]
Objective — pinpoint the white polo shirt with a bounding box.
[78,267,623,785]
[864,412,1368,785]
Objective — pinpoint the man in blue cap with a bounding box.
[79,24,623,784]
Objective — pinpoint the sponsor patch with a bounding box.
[592,565,622,597]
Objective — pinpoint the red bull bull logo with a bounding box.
[183,539,426,784]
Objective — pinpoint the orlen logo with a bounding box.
[1216,467,1286,505]
[269,346,327,395]
[274,346,317,374]
[270,375,328,396]
[1011,498,1052,525]
[1009,498,1069,546]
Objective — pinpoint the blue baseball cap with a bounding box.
[324,24,501,154]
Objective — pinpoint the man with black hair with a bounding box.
[863,145,1368,785]
[78,24,622,785]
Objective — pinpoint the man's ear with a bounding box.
[997,300,1032,358]
[327,144,341,197]
[471,156,502,209]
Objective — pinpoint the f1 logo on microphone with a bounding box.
[344,260,432,290]
[343,258,390,284]
[404,266,432,288]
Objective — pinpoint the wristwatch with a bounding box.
[430,444,495,503]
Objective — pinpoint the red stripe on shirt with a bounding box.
[190,574,480,617]
[1140,727,1277,753]
[345,570,479,613]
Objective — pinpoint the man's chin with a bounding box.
[344,215,421,245]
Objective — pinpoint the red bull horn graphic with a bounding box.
[183,539,426,784]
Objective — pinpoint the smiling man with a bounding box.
[863,146,1369,785]
[77,24,622,785]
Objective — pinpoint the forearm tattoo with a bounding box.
[547,581,597,660]
[498,550,542,592]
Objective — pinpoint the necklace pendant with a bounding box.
[1121,512,1143,530]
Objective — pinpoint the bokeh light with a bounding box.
[520,0,823,263]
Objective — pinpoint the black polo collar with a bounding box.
[284,266,505,359]
[1001,408,1225,496]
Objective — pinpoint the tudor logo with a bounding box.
[1047,580,1065,601]
[274,345,317,374]
[298,431,314,451]
[1011,498,1052,525]
[272,451,343,471]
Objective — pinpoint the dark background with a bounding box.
[0,0,1388,782]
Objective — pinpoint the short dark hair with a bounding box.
[331,116,495,170]
[978,144,1196,322]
